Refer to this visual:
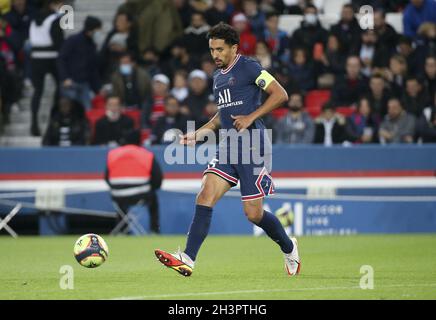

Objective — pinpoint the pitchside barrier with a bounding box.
[0,145,435,235]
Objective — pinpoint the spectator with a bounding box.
[151,95,188,144]
[231,13,257,56]
[379,98,416,144]
[139,47,161,77]
[58,16,102,111]
[383,54,408,98]
[200,55,216,88]
[182,11,211,63]
[242,0,265,40]
[367,74,391,118]
[396,35,420,75]
[118,0,183,53]
[0,15,19,126]
[330,4,362,55]
[422,55,436,103]
[42,96,89,146]
[352,29,390,77]
[181,69,210,121]
[416,23,436,60]
[274,91,315,144]
[28,0,64,136]
[164,40,197,76]
[315,33,346,88]
[94,95,134,146]
[255,40,273,70]
[416,92,436,142]
[145,73,170,128]
[379,98,415,144]
[331,56,369,107]
[198,99,218,128]
[5,0,35,61]
[170,70,189,102]
[401,76,429,117]
[346,97,379,143]
[111,52,151,110]
[105,129,162,234]
[262,11,289,63]
[173,0,194,29]
[205,0,231,26]
[291,4,328,55]
[374,9,398,54]
[99,11,138,81]
[314,102,350,146]
[403,0,436,39]
[288,47,316,92]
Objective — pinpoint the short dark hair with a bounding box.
[121,129,141,146]
[207,22,239,46]
[322,101,336,112]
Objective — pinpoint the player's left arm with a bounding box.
[231,71,288,132]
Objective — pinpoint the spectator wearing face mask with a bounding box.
[274,91,315,144]
[291,4,328,55]
[94,94,134,146]
[99,11,139,82]
[111,52,151,110]
[57,16,103,111]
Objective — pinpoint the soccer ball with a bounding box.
[73,234,109,268]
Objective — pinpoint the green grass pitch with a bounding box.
[0,234,435,300]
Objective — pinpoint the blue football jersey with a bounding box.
[213,54,268,131]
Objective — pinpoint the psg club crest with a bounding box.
[228,77,236,86]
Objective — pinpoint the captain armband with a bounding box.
[255,70,276,91]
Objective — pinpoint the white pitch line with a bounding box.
[109,283,436,300]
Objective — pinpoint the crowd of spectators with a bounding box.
[0,0,435,146]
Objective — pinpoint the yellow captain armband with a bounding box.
[255,70,276,91]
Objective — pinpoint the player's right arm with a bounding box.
[179,112,221,146]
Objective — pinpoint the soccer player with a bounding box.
[155,23,301,277]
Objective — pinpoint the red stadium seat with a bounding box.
[271,107,288,119]
[305,90,331,118]
[86,109,142,141]
[336,106,355,117]
[92,94,106,110]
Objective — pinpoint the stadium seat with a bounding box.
[123,109,141,129]
[336,106,355,117]
[318,14,340,30]
[305,90,332,118]
[323,0,350,15]
[386,13,404,34]
[92,94,106,110]
[278,15,303,36]
[271,107,288,119]
[86,109,142,140]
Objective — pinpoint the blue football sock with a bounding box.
[184,205,213,261]
[255,210,294,254]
